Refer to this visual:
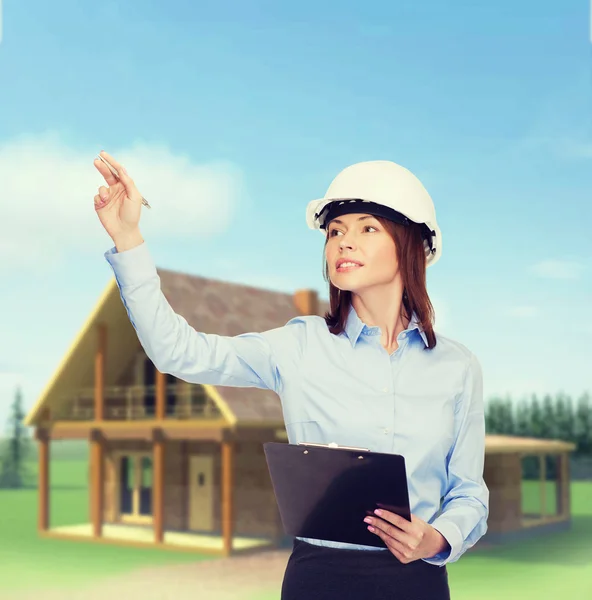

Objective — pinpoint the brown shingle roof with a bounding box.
[157,267,329,425]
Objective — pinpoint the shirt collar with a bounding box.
[344,304,429,348]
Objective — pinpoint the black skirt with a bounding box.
[281,538,450,600]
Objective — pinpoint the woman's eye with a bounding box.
[329,229,342,236]
[365,226,377,232]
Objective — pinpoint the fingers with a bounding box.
[94,158,118,187]
[367,517,416,549]
[96,150,141,203]
[375,509,413,533]
[368,524,416,564]
[98,150,124,173]
[94,193,107,211]
[387,539,414,563]
[94,185,111,209]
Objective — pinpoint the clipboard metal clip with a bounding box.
[297,442,371,452]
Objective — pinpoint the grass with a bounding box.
[0,459,210,592]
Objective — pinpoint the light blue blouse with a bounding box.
[105,241,489,566]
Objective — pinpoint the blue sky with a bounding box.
[0,0,590,429]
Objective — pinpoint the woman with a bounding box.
[93,152,489,600]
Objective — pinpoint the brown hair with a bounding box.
[322,216,437,349]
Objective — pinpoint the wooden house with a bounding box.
[23,266,576,556]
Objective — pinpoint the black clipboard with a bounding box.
[263,441,411,548]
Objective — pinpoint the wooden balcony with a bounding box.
[53,384,223,421]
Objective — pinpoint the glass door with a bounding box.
[118,453,153,523]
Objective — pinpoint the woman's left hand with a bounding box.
[364,509,449,564]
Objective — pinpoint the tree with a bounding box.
[0,386,30,488]
[554,392,573,442]
[515,398,531,437]
[485,397,506,434]
[541,394,556,439]
[530,394,544,438]
[574,392,592,456]
[502,396,515,435]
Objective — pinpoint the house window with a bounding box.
[119,454,153,522]
[140,456,153,515]
[119,456,133,514]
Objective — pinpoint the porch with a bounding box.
[50,382,225,422]
[42,522,274,555]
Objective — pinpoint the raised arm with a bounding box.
[93,150,287,393]
[104,241,284,392]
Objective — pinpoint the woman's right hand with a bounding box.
[93,150,144,248]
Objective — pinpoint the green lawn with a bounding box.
[0,459,209,592]
[2,459,591,598]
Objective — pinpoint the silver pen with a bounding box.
[97,154,151,209]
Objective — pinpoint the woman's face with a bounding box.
[325,212,400,293]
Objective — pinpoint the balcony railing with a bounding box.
[53,384,223,421]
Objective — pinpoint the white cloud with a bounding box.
[0,131,246,271]
[531,259,585,280]
[507,305,540,318]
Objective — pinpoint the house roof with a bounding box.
[24,265,328,427]
[157,267,329,424]
[485,434,575,454]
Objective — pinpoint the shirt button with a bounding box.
[382,387,388,393]
[383,428,389,434]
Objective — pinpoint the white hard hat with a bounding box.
[306,160,442,267]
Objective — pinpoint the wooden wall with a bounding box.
[484,453,522,533]
[231,441,281,537]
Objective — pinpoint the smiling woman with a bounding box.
[323,211,437,349]
[94,154,488,600]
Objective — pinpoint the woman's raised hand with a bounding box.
[93,151,145,249]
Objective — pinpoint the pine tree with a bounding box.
[0,386,30,488]
[515,398,531,437]
[503,396,515,435]
[541,394,556,438]
[485,397,505,434]
[554,393,572,442]
[574,392,592,456]
[565,395,576,441]
[530,394,544,438]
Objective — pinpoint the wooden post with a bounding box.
[90,430,104,537]
[153,430,165,544]
[155,370,166,420]
[221,441,234,556]
[95,323,107,420]
[557,452,571,517]
[539,454,546,518]
[37,429,49,531]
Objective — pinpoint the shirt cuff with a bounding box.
[104,242,158,288]
[422,517,463,566]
